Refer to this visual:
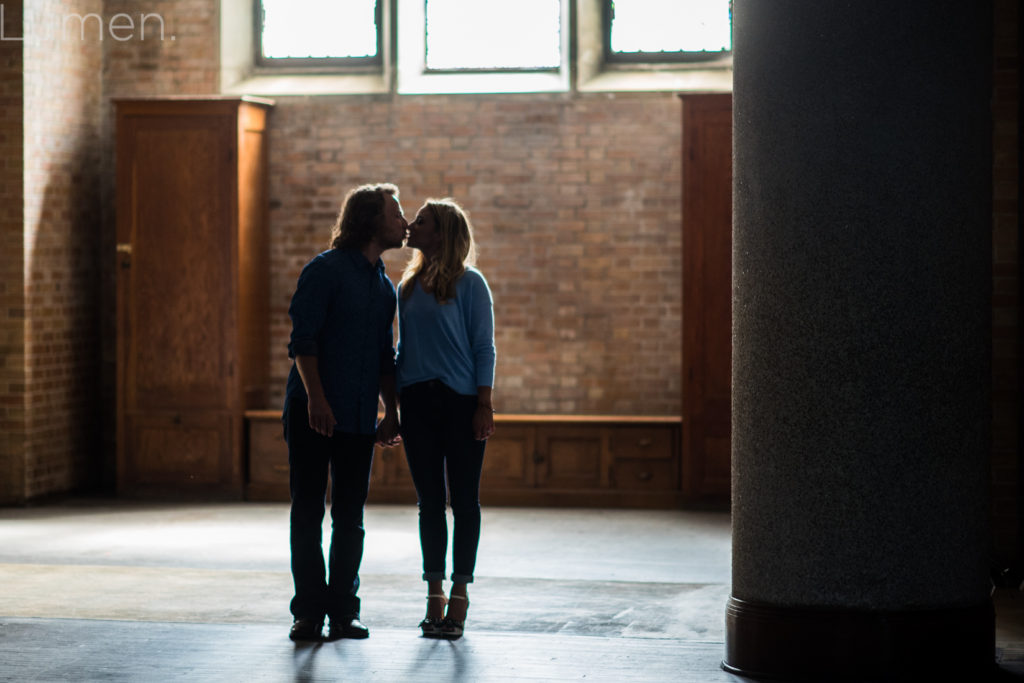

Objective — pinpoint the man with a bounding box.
[283,183,407,641]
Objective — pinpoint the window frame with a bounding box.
[252,0,385,71]
[601,0,732,66]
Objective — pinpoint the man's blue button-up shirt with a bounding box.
[284,248,397,436]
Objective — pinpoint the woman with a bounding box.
[397,198,496,639]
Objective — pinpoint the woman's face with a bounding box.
[406,204,442,256]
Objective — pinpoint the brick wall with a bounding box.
[991,0,1021,566]
[0,1,25,503]
[17,0,104,499]
[93,5,684,424]
[5,0,1013,542]
[102,0,218,97]
[267,94,683,415]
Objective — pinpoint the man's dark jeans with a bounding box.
[284,397,374,622]
[399,380,486,584]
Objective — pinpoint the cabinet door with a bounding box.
[481,425,536,489]
[535,426,608,490]
[681,94,732,504]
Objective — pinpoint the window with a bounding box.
[604,0,732,63]
[424,0,561,72]
[225,0,731,96]
[256,0,382,68]
[397,0,570,93]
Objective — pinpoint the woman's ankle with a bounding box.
[446,584,469,621]
[426,580,447,619]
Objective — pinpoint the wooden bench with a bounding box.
[245,410,684,508]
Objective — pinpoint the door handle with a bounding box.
[117,243,132,269]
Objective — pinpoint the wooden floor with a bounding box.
[0,500,1022,682]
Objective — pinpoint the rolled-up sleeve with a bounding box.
[287,259,329,359]
[467,273,496,388]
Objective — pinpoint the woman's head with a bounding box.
[401,198,477,302]
[329,183,401,251]
[408,199,476,266]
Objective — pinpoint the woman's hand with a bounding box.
[473,404,495,441]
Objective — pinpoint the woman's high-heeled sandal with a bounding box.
[419,594,447,637]
[438,594,469,640]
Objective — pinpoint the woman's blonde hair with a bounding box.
[400,198,477,303]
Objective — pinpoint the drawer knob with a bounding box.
[637,438,652,447]
[637,471,653,481]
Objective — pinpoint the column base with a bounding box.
[723,596,995,681]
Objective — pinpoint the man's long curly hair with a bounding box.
[329,183,399,250]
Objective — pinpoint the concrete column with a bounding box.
[726,1,994,679]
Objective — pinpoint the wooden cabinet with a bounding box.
[680,93,732,505]
[116,97,274,498]
[245,412,682,507]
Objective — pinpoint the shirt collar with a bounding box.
[342,247,384,273]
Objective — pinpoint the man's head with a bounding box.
[329,183,406,251]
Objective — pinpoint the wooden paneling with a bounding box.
[125,413,233,486]
[480,425,536,489]
[246,418,288,500]
[124,122,234,413]
[680,93,732,505]
[116,98,273,499]
[245,412,683,508]
[536,427,606,489]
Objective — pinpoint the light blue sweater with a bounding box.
[396,267,496,396]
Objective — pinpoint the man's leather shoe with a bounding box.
[289,617,324,641]
[327,616,369,640]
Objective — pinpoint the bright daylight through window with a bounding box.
[609,0,731,56]
[425,0,561,71]
[260,0,378,60]
[256,0,731,75]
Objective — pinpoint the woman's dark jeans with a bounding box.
[284,397,375,622]
[400,380,486,584]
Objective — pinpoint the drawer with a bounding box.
[611,459,677,491]
[609,427,674,460]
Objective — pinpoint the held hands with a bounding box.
[307,394,337,438]
[376,412,401,447]
[473,405,495,441]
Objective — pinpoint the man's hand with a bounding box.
[307,394,337,437]
[376,412,401,447]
